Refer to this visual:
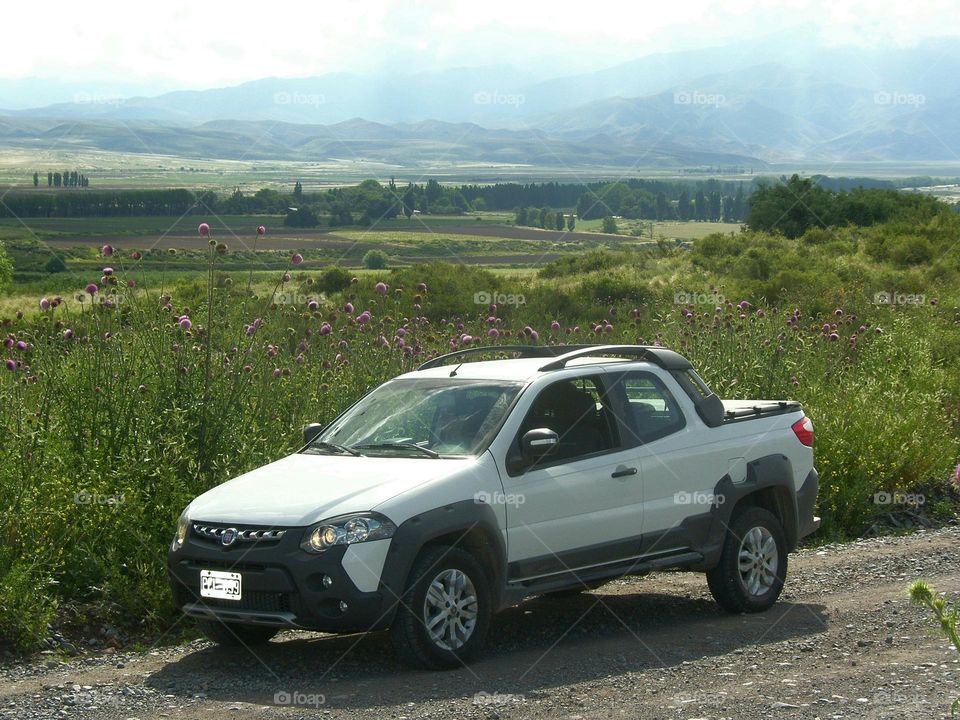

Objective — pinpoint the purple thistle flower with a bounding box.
[85,283,98,295]
[338,340,349,349]
[954,463,960,486]
[821,323,831,333]
[357,311,371,325]
[282,272,291,283]
[828,332,839,341]
[198,223,210,237]
[319,322,332,335]
[127,279,136,288]
[179,317,192,331]
[39,297,51,311]
[551,320,561,332]
[931,298,939,306]
[834,308,843,316]
[875,326,883,334]
[291,253,304,265]
[101,244,114,256]
[737,300,750,311]
[5,359,16,372]
[375,282,388,295]
[488,328,500,338]
[296,354,306,364]
[63,329,73,340]
[529,330,539,342]
[138,384,147,393]
[16,341,27,351]
[103,267,114,276]
[344,302,354,314]
[273,368,281,377]
[131,251,142,260]
[257,225,266,236]
[416,282,427,293]
[308,299,319,311]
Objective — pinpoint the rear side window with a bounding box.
[616,372,686,443]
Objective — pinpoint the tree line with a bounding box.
[32,171,91,188]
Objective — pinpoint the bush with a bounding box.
[363,249,389,269]
[0,242,12,291]
[44,254,68,274]
[318,266,353,294]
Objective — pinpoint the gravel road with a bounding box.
[2,526,958,720]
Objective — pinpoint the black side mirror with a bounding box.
[303,423,324,445]
[520,428,559,460]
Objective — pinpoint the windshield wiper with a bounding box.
[306,441,362,457]
[351,443,440,458]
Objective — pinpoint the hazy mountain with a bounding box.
[2,31,959,164]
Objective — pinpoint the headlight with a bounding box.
[301,512,396,553]
[171,507,190,552]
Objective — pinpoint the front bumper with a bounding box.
[167,525,396,632]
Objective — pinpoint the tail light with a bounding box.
[791,416,814,447]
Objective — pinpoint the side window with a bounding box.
[619,372,686,443]
[517,376,620,462]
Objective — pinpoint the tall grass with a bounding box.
[0,231,958,652]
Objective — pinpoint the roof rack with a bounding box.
[537,344,693,372]
[417,343,692,373]
[417,345,592,371]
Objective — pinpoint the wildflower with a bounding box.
[103,267,114,276]
[319,322,332,335]
[4,359,15,372]
[488,328,499,338]
[737,300,750,311]
[16,341,27,351]
[821,323,831,334]
[198,223,210,237]
[344,302,354,314]
[63,329,73,340]
[461,334,473,344]
[179,317,192,331]
[551,320,561,332]
[875,326,883,334]
[955,463,960,487]
[292,253,303,265]
[85,283,98,296]
[138,384,147,393]
[273,368,281,377]
[296,354,306,364]
[828,332,839,341]
[39,298,50,311]
[101,244,114,256]
[756,309,765,318]
[131,251,142,260]
[791,375,799,386]
[127,279,136,288]
[257,225,266,236]
[338,340,349,349]
[529,330,539,341]
[834,308,843,316]
[931,298,939,306]
[416,282,427,293]
[357,311,371,325]
[282,272,291,283]
[375,282,388,295]
[308,299,319,311]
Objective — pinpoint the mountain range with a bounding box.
[2,28,958,168]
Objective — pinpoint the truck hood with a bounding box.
[186,452,476,527]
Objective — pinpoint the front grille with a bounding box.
[192,523,287,545]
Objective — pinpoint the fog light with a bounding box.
[339,601,349,613]
[323,575,333,589]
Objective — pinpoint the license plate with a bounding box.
[199,569,242,601]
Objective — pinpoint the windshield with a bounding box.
[311,378,524,457]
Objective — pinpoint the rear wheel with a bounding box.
[390,545,492,669]
[707,506,787,613]
[197,619,278,647]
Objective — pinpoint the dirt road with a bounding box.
[2,527,958,719]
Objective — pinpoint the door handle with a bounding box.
[611,466,638,479]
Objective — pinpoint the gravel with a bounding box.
[1,526,958,719]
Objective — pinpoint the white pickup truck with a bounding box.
[168,344,820,669]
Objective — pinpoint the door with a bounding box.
[501,374,644,580]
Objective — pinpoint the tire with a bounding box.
[390,545,492,669]
[706,506,787,613]
[197,619,278,647]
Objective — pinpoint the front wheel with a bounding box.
[706,507,787,613]
[390,546,492,669]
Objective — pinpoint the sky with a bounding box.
[2,0,959,102]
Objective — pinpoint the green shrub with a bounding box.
[363,249,389,269]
